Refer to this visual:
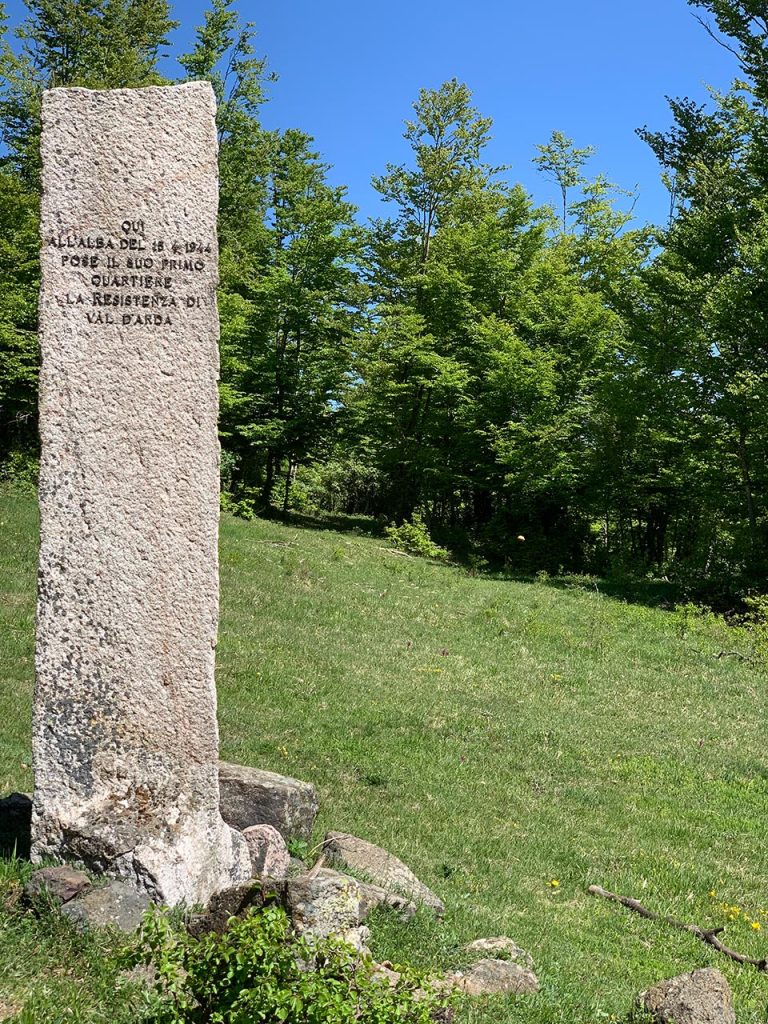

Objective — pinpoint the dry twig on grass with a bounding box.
[588,885,768,971]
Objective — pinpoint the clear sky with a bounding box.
[4,1,740,225]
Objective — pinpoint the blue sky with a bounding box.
[4,1,740,224]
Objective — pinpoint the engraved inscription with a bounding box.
[47,219,214,327]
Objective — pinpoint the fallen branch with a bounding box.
[714,649,755,664]
[588,885,768,972]
[690,646,756,666]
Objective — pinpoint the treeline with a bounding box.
[1,0,767,604]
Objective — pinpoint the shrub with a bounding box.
[385,512,449,562]
[128,903,447,1024]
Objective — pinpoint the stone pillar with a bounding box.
[32,83,251,906]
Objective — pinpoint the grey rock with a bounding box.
[60,880,151,932]
[371,961,402,987]
[32,82,251,906]
[357,880,417,921]
[285,867,369,952]
[464,937,534,969]
[242,824,291,881]
[24,865,91,905]
[323,831,444,914]
[448,958,540,996]
[288,856,308,877]
[187,880,279,938]
[118,964,157,989]
[219,761,319,841]
[640,968,735,1024]
[0,792,32,859]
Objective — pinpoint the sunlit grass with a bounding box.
[1,489,767,1022]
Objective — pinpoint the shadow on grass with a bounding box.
[244,509,705,614]
[255,508,387,539]
[518,573,682,611]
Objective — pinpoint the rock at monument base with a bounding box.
[357,879,417,921]
[24,865,91,905]
[32,82,252,907]
[187,880,279,938]
[219,761,319,842]
[464,937,534,969]
[640,968,735,1024]
[0,792,32,859]
[323,831,444,915]
[60,880,151,933]
[285,868,370,952]
[446,959,540,996]
[242,823,291,880]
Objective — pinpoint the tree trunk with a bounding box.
[737,425,758,553]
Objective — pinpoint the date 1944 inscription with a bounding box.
[48,220,214,327]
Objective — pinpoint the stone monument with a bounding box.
[32,83,251,905]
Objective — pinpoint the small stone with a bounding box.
[242,824,291,881]
[324,831,443,914]
[24,865,91,905]
[371,961,402,987]
[187,881,278,937]
[60,881,151,933]
[118,964,157,989]
[219,762,319,842]
[640,968,735,1024]
[448,959,539,996]
[285,867,369,952]
[464,937,534,969]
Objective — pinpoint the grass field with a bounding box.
[2,488,768,1022]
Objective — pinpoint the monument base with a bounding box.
[32,802,252,907]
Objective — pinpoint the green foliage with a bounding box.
[1,0,768,598]
[129,904,446,1024]
[385,511,449,561]
[533,130,595,232]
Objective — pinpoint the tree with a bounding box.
[0,0,177,472]
[533,130,594,233]
[372,78,493,268]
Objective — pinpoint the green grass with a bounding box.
[2,488,768,1022]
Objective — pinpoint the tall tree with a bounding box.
[0,0,177,471]
[533,130,594,233]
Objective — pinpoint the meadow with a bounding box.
[1,488,768,1023]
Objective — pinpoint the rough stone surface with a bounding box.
[24,865,91,905]
[323,832,444,914]
[32,83,250,906]
[0,792,32,859]
[464,937,534,969]
[187,880,279,937]
[219,761,319,841]
[242,823,291,881]
[640,968,735,1024]
[447,959,540,996]
[60,880,151,932]
[285,867,370,952]
[357,880,417,921]
[288,856,308,877]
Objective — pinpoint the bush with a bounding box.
[385,512,449,562]
[128,903,447,1024]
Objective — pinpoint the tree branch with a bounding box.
[588,885,768,971]
[693,14,746,65]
